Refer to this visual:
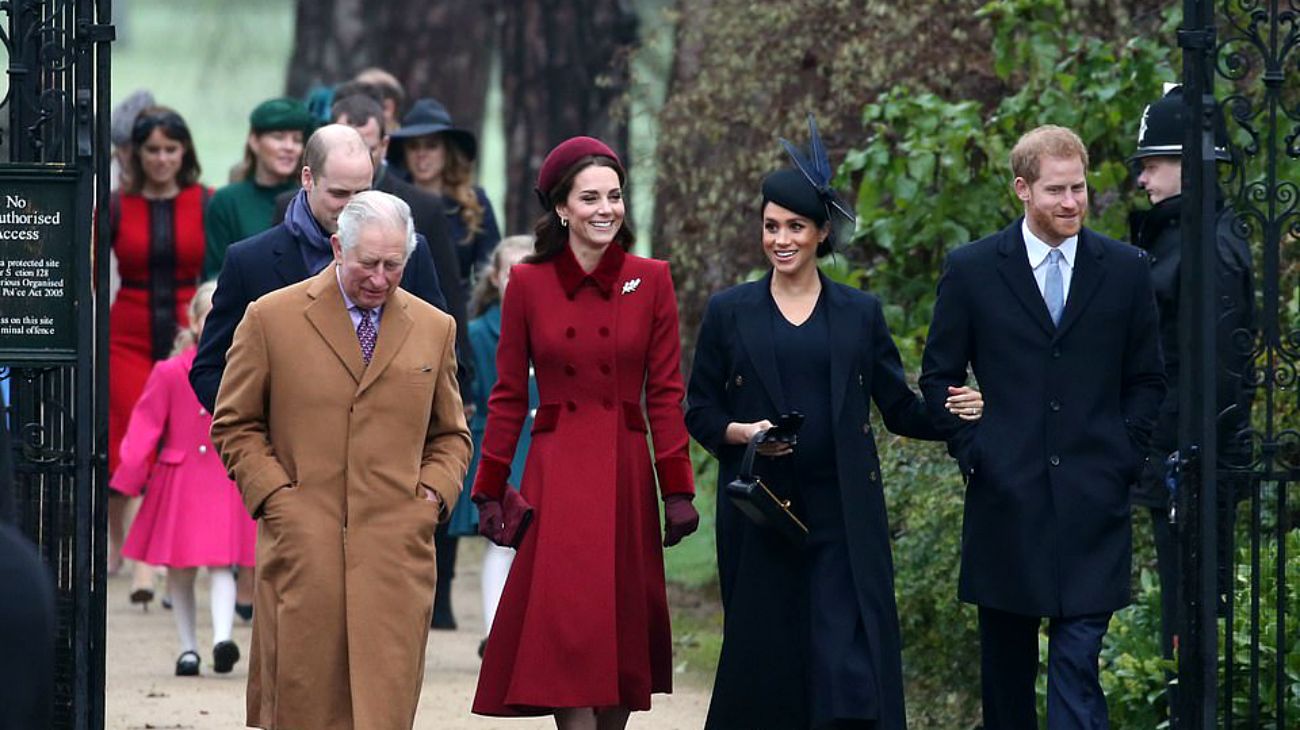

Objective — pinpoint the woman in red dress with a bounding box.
[471,137,700,729]
[107,107,209,599]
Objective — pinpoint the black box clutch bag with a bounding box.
[725,430,808,545]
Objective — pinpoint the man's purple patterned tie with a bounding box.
[357,308,376,365]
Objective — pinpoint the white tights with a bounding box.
[169,567,236,653]
[481,542,515,633]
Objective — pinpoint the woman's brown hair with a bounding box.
[125,106,201,195]
[442,140,485,244]
[526,155,634,263]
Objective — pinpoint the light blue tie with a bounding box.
[1044,249,1064,326]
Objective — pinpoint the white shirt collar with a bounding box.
[1022,219,1078,269]
[334,263,384,318]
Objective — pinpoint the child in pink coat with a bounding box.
[112,282,255,676]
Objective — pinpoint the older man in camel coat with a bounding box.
[212,190,471,730]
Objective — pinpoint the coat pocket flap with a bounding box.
[531,403,560,433]
[622,401,647,432]
[157,447,187,465]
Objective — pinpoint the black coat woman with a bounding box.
[686,149,982,729]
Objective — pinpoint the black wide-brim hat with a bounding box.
[387,97,477,163]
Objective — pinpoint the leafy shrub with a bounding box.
[838,0,1178,324]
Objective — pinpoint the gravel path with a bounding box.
[106,540,710,729]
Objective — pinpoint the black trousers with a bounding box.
[978,606,1111,730]
[432,522,458,625]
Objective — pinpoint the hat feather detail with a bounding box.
[779,113,856,224]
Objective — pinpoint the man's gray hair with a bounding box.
[336,190,417,259]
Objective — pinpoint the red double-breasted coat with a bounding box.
[471,243,695,716]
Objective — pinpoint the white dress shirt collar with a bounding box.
[335,263,384,330]
[1022,219,1078,269]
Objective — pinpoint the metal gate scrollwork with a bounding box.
[1178,1,1298,728]
[1,0,113,728]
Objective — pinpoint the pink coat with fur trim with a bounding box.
[112,347,256,567]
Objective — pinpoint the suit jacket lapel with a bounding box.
[304,267,365,384]
[996,221,1056,338]
[357,292,413,397]
[1052,229,1106,342]
[821,273,856,424]
[273,227,310,285]
[734,274,787,413]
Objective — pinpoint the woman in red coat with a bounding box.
[107,107,208,596]
[471,137,700,729]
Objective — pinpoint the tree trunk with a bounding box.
[497,0,639,235]
[285,0,494,136]
[286,0,639,232]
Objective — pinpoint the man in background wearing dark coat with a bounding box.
[275,93,473,407]
[276,92,476,630]
[921,125,1165,730]
[191,124,449,413]
[1129,86,1255,687]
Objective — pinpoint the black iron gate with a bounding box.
[1178,1,1297,728]
[1,0,112,728]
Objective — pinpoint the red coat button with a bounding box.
[599,326,610,337]
[566,326,576,339]
[600,364,611,375]
[566,401,577,412]
[602,399,614,410]
[565,364,576,376]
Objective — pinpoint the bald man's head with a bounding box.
[300,124,374,233]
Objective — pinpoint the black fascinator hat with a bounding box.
[761,113,856,257]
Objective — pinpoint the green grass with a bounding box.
[669,581,724,686]
[664,440,720,590]
[111,0,296,187]
[664,441,723,682]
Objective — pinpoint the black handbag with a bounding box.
[725,430,808,545]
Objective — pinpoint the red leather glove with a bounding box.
[663,495,699,547]
[476,499,506,545]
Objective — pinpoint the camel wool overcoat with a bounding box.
[211,264,471,730]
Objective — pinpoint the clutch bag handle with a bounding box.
[738,429,770,481]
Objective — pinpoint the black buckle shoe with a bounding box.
[212,640,241,674]
[175,650,200,676]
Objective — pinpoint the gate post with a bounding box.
[1176,1,1221,726]
[0,1,113,728]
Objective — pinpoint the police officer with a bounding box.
[1129,84,1256,692]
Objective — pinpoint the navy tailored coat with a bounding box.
[919,220,1165,618]
[190,222,448,412]
[686,271,943,730]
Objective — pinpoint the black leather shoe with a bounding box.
[235,603,253,621]
[129,587,154,611]
[212,640,241,674]
[431,598,456,630]
[175,651,200,676]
